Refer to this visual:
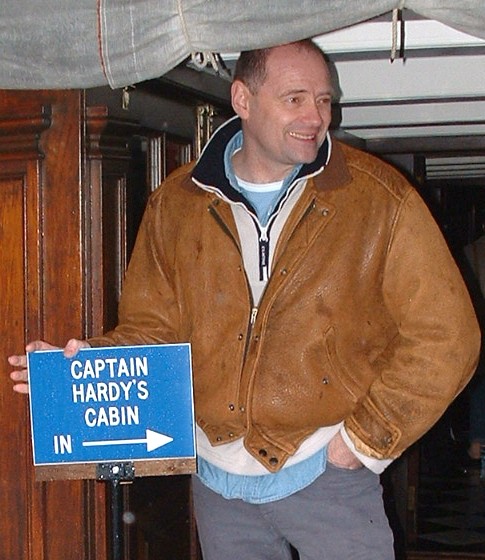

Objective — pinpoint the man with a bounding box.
[10,40,480,559]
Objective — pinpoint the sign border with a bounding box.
[27,343,197,480]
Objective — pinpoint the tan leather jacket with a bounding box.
[89,131,480,472]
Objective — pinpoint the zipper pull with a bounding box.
[250,307,258,325]
[259,237,270,282]
[259,225,269,242]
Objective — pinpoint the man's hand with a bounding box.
[327,431,363,469]
[8,338,90,394]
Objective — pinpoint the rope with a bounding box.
[177,0,193,52]
[190,52,232,80]
[191,51,220,71]
[390,1,406,63]
[177,0,230,79]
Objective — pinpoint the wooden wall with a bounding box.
[0,87,198,560]
[0,90,108,560]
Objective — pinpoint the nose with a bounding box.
[303,99,327,126]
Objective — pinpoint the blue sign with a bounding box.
[27,344,195,466]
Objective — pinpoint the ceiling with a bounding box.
[310,12,485,181]
[118,10,485,183]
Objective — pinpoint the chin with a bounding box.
[297,152,319,165]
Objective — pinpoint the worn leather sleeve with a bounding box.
[345,188,481,459]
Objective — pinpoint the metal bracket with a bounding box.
[97,462,136,560]
[96,462,135,484]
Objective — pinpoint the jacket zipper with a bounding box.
[242,306,259,365]
[250,307,258,325]
[208,203,257,361]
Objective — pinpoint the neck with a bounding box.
[232,149,293,184]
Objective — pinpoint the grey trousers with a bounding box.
[192,463,395,560]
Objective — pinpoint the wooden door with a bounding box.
[1,85,204,560]
[0,91,108,560]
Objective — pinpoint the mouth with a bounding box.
[288,131,317,141]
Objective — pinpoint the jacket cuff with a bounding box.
[340,427,393,474]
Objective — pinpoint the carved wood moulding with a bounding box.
[86,105,140,161]
[0,105,51,160]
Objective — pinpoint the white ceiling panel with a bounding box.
[333,55,485,104]
[192,12,485,179]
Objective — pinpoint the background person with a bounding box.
[463,230,485,463]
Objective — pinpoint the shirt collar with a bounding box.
[223,129,302,194]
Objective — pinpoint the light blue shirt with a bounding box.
[223,130,302,226]
[197,448,327,504]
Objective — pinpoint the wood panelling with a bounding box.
[0,90,107,560]
[0,164,35,560]
[0,85,202,560]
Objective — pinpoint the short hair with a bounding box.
[233,39,327,94]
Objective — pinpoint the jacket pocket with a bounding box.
[321,326,361,404]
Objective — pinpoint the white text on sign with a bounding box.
[70,356,151,429]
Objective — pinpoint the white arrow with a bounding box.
[82,429,173,452]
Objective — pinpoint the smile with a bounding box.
[288,131,316,140]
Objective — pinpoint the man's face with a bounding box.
[232,44,333,182]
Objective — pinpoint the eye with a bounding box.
[287,95,300,104]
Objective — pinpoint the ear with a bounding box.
[231,80,251,119]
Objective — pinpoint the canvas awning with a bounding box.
[1,0,484,90]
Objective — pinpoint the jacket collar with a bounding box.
[192,116,336,201]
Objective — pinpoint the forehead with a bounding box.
[264,44,331,91]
